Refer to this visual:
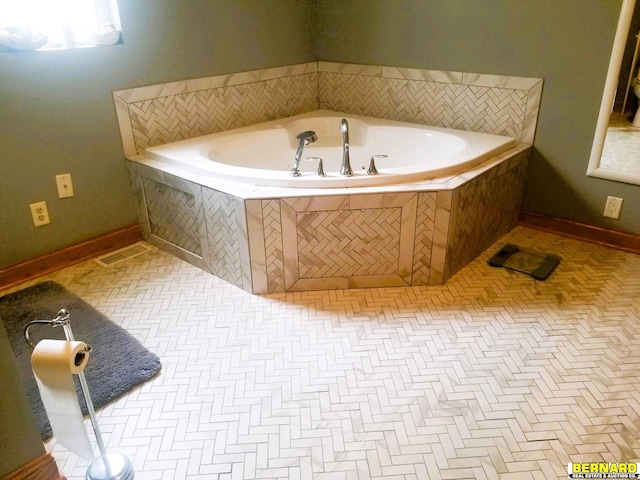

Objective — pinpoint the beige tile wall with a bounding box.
[114,62,542,157]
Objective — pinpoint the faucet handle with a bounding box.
[368,154,387,175]
[306,156,325,176]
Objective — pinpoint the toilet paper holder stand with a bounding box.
[25,308,134,480]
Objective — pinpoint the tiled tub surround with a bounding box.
[128,144,530,293]
[113,62,543,157]
[117,62,540,293]
[114,63,320,157]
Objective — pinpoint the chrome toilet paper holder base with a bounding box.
[24,308,92,352]
[25,308,134,480]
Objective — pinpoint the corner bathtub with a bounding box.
[145,110,517,188]
[129,109,530,294]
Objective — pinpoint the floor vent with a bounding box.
[95,242,153,267]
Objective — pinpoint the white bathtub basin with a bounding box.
[144,110,518,188]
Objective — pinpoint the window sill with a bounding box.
[0,39,122,53]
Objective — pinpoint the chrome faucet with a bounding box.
[291,130,318,176]
[339,119,353,176]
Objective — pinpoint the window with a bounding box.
[0,0,121,51]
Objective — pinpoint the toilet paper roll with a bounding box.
[31,339,94,461]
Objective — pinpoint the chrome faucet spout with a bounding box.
[340,118,353,176]
[291,130,318,176]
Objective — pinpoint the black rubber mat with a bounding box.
[488,244,560,280]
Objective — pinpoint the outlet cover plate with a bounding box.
[30,201,50,227]
[603,196,623,219]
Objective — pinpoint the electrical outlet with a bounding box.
[29,201,50,227]
[603,196,623,219]
[55,173,74,198]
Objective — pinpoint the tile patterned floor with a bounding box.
[4,226,639,479]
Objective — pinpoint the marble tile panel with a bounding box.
[202,188,245,288]
[349,192,416,209]
[257,62,318,82]
[236,200,252,293]
[246,186,352,200]
[245,199,267,294]
[127,159,167,185]
[415,82,463,129]
[192,174,261,198]
[438,144,530,190]
[318,68,541,144]
[344,180,449,196]
[120,72,317,154]
[322,73,397,120]
[444,177,483,281]
[317,61,384,77]
[412,192,437,286]
[127,165,150,239]
[461,72,541,90]
[381,65,462,84]
[283,195,350,212]
[114,63,317,104]
[187,70,261,92]
[113,80,188,104]
[522,80,544,144]
[296,208,401,279]
[398,194,418,284]
[142,177,203,256]
[156,169,204,196]
[262,199,286,294]
[143,232,208,272]
[452,85,527,138]
[445,159,526,280]
[185,62,318,92]
[128,155,260,199]
[113,94,138,157]
[481,149,530,184]
[138,175,211,273]
[430,190,453,284]
[386,78,423,124]
[281,201,299,291]
[129,162,210,272]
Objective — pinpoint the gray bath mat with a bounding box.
[0,281,161,440]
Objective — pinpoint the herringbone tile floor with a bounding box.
[6,226,639,479]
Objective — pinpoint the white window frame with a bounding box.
[0,0,121,52]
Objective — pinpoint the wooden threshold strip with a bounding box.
[0,225,142,291]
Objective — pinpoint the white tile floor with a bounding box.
[5,226,639,479]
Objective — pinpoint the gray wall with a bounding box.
[315,0,640,235]
[0,322,45,477]
[0,0,315,268]
[1,0,638,270]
